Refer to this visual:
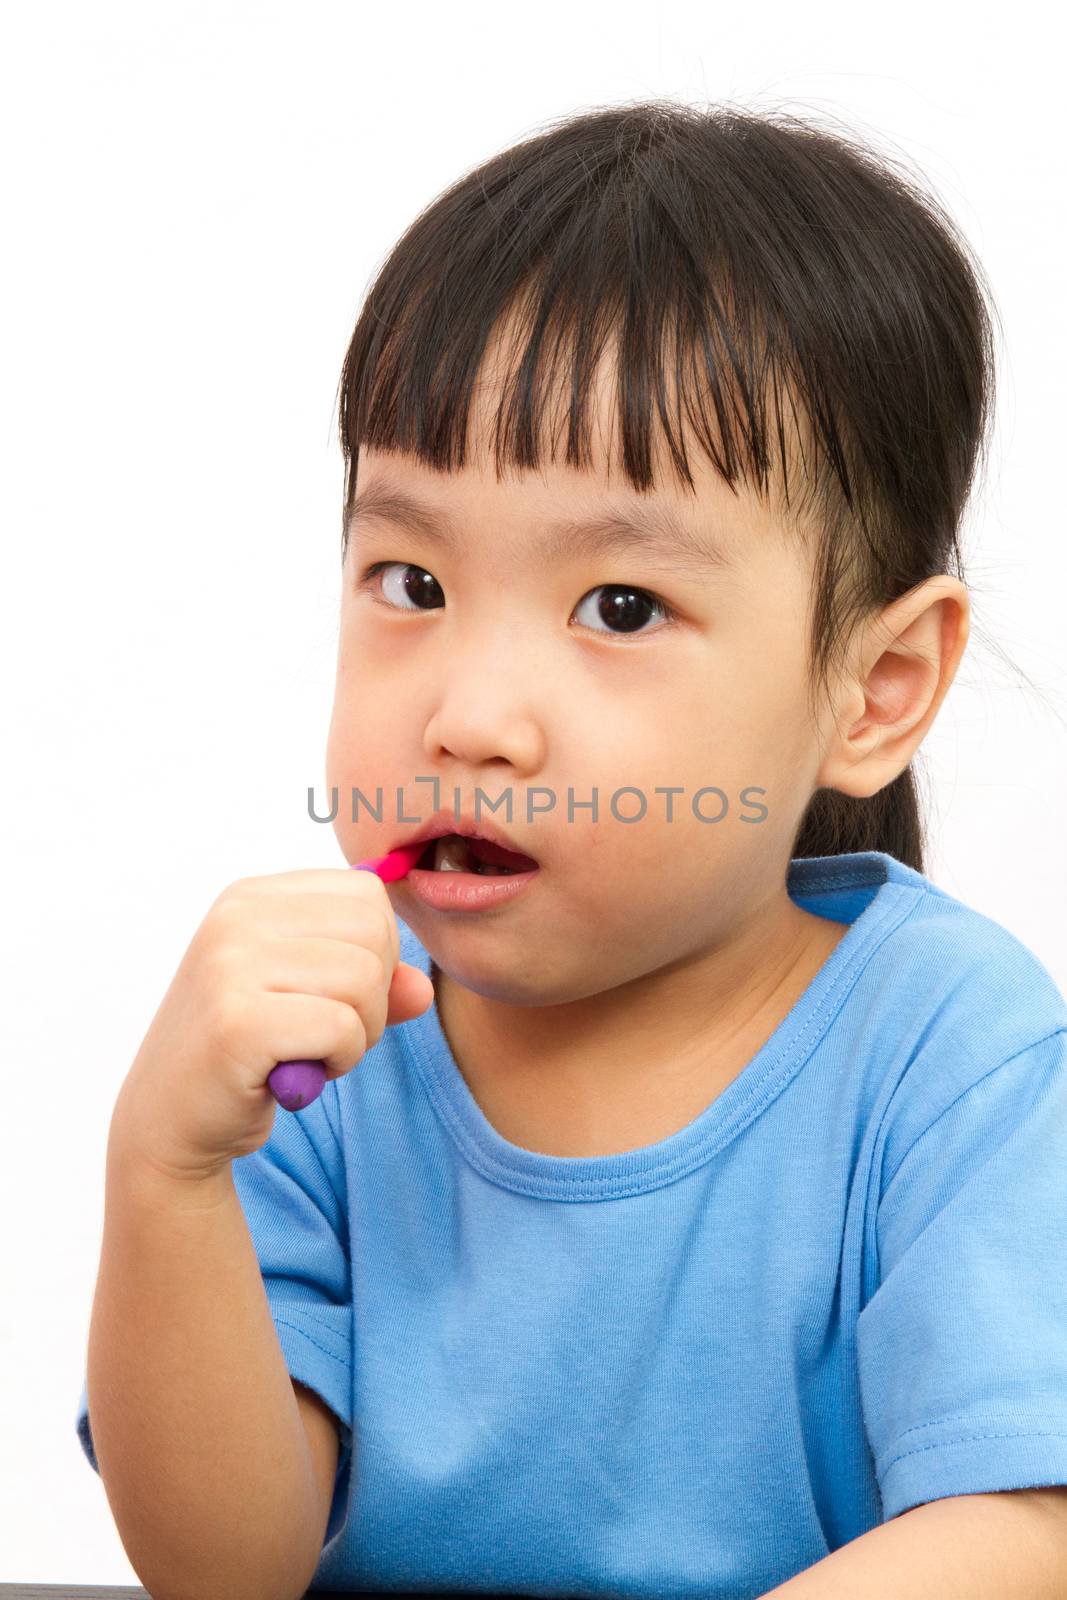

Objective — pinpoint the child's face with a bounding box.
[326,366,839,1004]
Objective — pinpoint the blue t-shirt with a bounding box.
[76,849,1067,1598]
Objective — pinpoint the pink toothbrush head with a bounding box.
[266,841,426,1111]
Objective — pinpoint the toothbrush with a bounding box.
[267,841,427,1111]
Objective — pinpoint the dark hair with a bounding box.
[336,98,1019,876]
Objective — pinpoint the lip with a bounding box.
[393,806,539,867]
[402,861,540,913]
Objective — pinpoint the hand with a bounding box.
[106,869,435,1184]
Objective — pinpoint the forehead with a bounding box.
[349,459,746,579]
[353,312,811,567]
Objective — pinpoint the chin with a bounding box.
[434,946,617,1009]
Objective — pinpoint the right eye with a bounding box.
[359,561,444,611]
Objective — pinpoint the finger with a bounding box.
[224,886,397,970]
[224,870,403,972]
[259,939,392,1053]
[384,961,436,1026]
[238,990,369,1082]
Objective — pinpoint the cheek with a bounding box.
[615,637,814,830]
[324,692,353,792]
[324,675,393,799]
[706,620,811,751]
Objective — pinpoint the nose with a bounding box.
[421,627,548,774]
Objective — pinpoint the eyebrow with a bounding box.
[344,480,734,575]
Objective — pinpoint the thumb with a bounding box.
[384,960,437,1025]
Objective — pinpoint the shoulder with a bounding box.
[855,863,1067,1171]
[873,858,1066,1053]
[794,850,1067,1056]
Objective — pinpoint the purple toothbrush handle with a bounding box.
[267,847,424,1111]
[267,1058,327,1111]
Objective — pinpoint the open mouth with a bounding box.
[415,833,539,876]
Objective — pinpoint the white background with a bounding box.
[2,0,1065,1584]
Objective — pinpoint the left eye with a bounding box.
[572,584,676,637]
[358,563,676,637]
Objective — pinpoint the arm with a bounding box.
[760,1489,1067,1598]
[86,1147,327,1600]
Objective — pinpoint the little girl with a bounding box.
[77,101,1067,1599]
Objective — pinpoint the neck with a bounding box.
[427,891,849,1156]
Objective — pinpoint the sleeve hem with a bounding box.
[74,1310,355,1553]
[272,1313,354,1551]
[879,1427,1067,1521]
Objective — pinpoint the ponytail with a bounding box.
[791,766,927,875]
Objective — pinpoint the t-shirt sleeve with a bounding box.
[75,1096,354,1553]
[857,1026,1067,1521]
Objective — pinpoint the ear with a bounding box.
[816,576,970,799]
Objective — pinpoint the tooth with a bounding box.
[434,836,473,872]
